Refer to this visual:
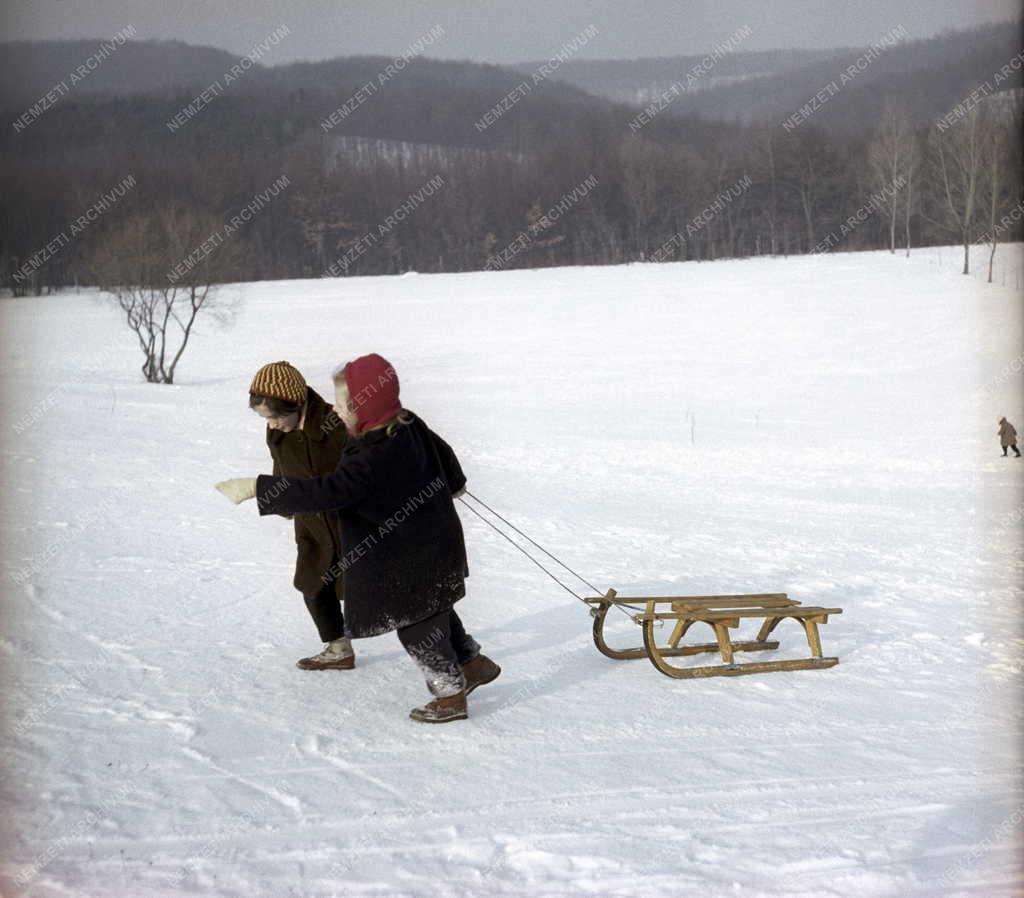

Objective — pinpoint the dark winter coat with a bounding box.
[265,387,348,600]
[998,418,1017,448]
[256,411,468,638]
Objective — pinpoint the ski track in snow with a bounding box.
[0,244,1022,897]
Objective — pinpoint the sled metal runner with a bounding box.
[586,590,843,679]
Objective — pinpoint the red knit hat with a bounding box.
[343,353,401,434]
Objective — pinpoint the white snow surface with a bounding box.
[1,244,1022,898]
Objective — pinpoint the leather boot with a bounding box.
[409,691,468,723]
[462,654,501,695]
[296,637,355,670]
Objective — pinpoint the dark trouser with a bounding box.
[397,608,480,697]
[1004,443,1021,457]
[304,576,346,643]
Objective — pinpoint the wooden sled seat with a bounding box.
[585,590,843,679]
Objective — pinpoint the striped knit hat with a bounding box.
[249,361,307,406]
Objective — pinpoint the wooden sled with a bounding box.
[585,589,842,679]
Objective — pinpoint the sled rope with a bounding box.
[463,491,603,594]
[456,496,585,599]
[457,491,641,617]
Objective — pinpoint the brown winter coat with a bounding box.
[265,387,348,599]
[998,418,1017,448]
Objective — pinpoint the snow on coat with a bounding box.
[255,411,469,638]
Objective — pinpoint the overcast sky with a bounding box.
[0,0,1019,65]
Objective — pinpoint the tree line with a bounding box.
[1,50,1020,296]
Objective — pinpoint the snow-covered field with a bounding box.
[1,244,1022,898]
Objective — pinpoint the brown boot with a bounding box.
[462,654,500,695]
[409,691,468,723]
[296,638,355,671]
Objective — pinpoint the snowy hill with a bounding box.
[1,244,1021,897]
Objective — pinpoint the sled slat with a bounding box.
[671,596,797,610]
[641,606,842,621]
[585,593,793,605]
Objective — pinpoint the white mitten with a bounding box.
[214,477,257,505]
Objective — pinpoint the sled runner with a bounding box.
[586,590,843,679]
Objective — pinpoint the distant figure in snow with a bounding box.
[216,353,500,723]
[997,416,1020,457]
[249,361,354,670]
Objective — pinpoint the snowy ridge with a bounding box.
[328,136,527,173]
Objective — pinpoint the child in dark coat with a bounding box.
[216,353,499,722]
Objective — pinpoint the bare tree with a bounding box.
[619,136,670,260]
[286,133,366,275]
[926,106,986,275]
[903,132,921,257]
[978,97,1022,283]
[88,205,240,384]
[779,127,837,252]
[749,126,782,255]
[867,100,915,253]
